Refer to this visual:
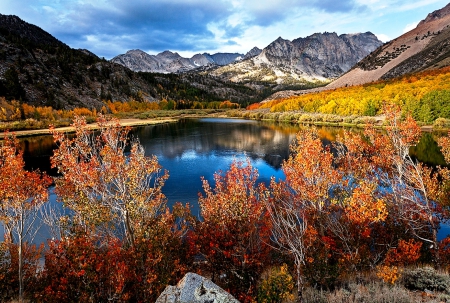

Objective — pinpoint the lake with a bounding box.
[11,117,450,239]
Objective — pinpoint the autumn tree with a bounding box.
[50,115,168,247]
[0,132,51,302]
[372,107,449,267]
[191,159,271,302]
[264,105,450,298]
[438,131,450,163]
[41,203,194,302]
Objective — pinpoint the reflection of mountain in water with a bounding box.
[15,119,448,175]
[131,118,298,169]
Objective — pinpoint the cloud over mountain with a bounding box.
[0,0,448,59]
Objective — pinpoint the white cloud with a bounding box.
[393,0,446,12]
[403,21,419,33]
[2,0,449,58]
[375,33,390,42]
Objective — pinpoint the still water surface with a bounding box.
[21,118,302,212]
[14,118,450,239]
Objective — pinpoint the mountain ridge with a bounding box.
[209,31,382,87]
[261,2,450,102]
[111,50,244,73]
[0,14,271,109]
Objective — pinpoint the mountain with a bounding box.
[0,14,168,109]
[111,50,244,73]
[0,14,268,109]
[208,32,382,87]
[244,47,262,59]
[327,2,450,89]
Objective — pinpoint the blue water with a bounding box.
[130,118,293,213]
[5,118,449,242]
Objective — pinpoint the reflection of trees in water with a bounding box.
[410,133,448,167]
[19,135,59,175]
[15,120,448,174]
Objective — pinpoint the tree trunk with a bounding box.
[18,211,24,303]
[295,256,303,303]
[123,209,135,248]
[432,224,440,270]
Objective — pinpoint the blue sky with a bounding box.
[0,0,449,59]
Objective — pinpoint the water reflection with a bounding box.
[129,118,297,207]
[410,133,448,167]
[6,118,449,242]
[15,119,449,209]
[131,118,297,170]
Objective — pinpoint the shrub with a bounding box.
[321,114,343,123]
[376,265,400,284]
[433,118,450,129]
[401,267,450,292]
[343,115,359,124]
[302,282,412,303]
[257,264,294,303]
[298,114,315,122]
[352,117,377,125]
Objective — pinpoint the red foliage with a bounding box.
[246,103,261,110]
[384,239,423,267]
[191,159,272,302]
[39,226,191,303]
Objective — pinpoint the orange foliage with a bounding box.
[193,159,271,301]
[344,181,387,226]
[72,107,93,117]
[246,103,261,110]
[260,66,450,121]
[377,265,400,284]
[51,115,168,247]
[219,100,239,109]
[0,132,51,301]
[384,239,422,267]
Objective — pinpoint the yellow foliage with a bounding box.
[261,67,450,120]
[377,265,400,284]
[257,264,295,303]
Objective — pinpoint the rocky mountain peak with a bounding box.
[156,50,182,60]
[244,47,262,59]
[211,31,382,85]
[112,49,244,73]
[126,49,146,55]
[419,3,450,26]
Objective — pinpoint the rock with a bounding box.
[155,272,240,303]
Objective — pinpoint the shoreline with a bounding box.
[0,115,445,138]
[0,117,179,138]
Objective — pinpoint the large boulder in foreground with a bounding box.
[155,272,239,303]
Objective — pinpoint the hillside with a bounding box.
[327,3,450,89]
[0,14,162,109]
[0,14,269,109]
[258,67,450,124]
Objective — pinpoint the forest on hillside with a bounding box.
[259,67,450,125]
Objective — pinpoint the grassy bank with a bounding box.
[0,109,228,137]
[226,109,450,131]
